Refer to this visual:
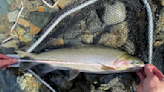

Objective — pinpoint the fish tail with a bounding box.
[15,51,35,59]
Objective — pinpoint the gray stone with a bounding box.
[67,38,83,46]
[86,10,103,33]
[7,10,19,22]
[0,0,9,15]
[29,12,52,28]
[102,1,126,25]
[64,24,81,44]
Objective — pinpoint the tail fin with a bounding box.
[15,51,35,59]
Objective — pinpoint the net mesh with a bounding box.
[1,0,164,92]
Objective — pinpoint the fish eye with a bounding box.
[133,60,141,64]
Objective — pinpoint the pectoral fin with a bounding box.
[69,70,80,81]
[101,65,116,70]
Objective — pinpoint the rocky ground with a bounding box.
[0,0,164,92]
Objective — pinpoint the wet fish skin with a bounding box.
[16,46,144,79]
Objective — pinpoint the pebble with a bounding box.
[54,0,76,9]
[29,23,41,35]
[18,18,30,27]
[29,12,52,28]
[102,1,126,25]
[7,10,19,22]
[0,0,9,15]
[81,34,93,44]
[16,26,26,36]
[98,21,129,48]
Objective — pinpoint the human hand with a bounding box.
[0,54,17,70]
[136,64,164,92]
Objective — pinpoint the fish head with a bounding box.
[107,54,144,70]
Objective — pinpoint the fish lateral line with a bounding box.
[18,59,145,68]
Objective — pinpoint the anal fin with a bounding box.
[69,70,80,81]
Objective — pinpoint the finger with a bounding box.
[7,65,11,67]
[140,69,146,78]
[144,64,154,77]
[0,54,11,59]
[0,58,18,67]
[153,68,164,80]
[1,65,7,71]
[136,70,145,82]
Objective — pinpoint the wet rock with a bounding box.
[64,24,81,44]
[102,1,126,25]
[10,30,19,39]
[16,26,26,36]
[9,4,17,11]
[1,40,19,49]
[86,10,103,34]
[14,0,39,11]
[20,33,35,47]
[29,23,41,35]
[69,88,81,92]
[154,7,164,47]
[30,0,43,5]
[38,6,45,12]
[7,10,19,22]
[99,21,129,48]
[0,0,9,15]
[0,32,7,44]
[67,38,83,46]
[84,73,99,84]
[18,18,30,27]
[161,0,164,6]
[54,0,76,9]
[7,0,15,5]
[75,81,91,92]
[17,72,41,92]
[21,7,30,19]
[29,12,52,28]
[48,38,64,47]
[43,4,59,13]
[50,75,73,90]
[81,34,93,44]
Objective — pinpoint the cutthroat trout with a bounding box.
[16,45,144,80]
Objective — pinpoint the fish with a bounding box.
[16,45,144,80]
